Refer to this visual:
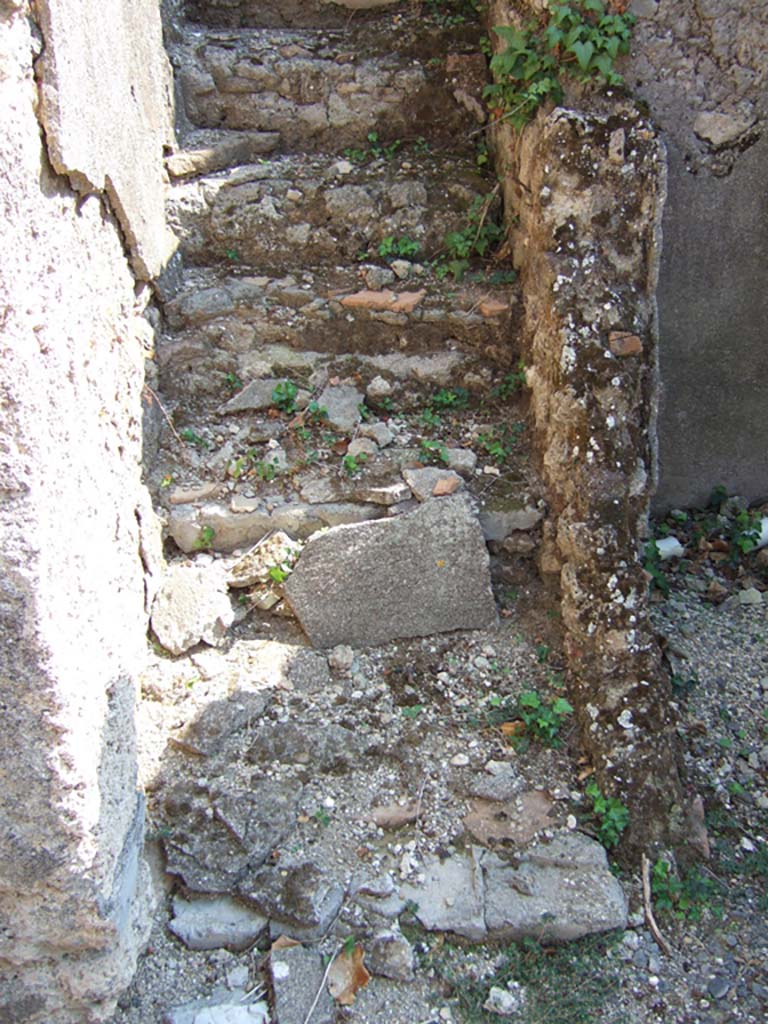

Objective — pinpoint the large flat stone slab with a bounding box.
[483,833,628,941]
[284,495,497,647]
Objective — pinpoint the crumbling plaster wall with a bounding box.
[0,1,172,1020]
[627,0,768,509]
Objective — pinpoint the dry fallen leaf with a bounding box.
[577,766,595,782]
[500,720,525,737]
[270,935,300,952]
[327,945,371,1005]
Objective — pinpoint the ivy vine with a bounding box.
[484,0,636,130]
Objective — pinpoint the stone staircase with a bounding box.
[150,0,544,629]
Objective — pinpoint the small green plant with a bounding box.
[485,1,636,130]
[432,386,470,410]
[584,780,629,849]
[517,689,573,746]
[401,704,424,719]
[419,408,443,430]
[314,808,331,827]
[342,452,367,477]
[344,131,402,164]
[642,539,670,596]
[436,191,504,281]
[180,427,208,449]
[419,438,450,466]
[485,689,573,749]
[651,859,723,921]
[225,248,240,262]
[491,361,527,400]
[477,425,522,464]
[342,935,357,957]
[272,380,299,414]
[425,0,479,28]
[253,457,280,482]
[224,371,243,392]
[378,235,421,261]
[728,507,762,563]
[267,544,299,585]
[193,525,215,551]
[536,643,551,664]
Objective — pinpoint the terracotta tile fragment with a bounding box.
[609,330,643,357]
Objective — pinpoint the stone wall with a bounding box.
[626,0,768,509]
[0,2,171,1020]
[487,0,684,850]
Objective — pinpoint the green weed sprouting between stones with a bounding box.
[378,235,421,260]
[272,379,298,414]
[651,858,724,921]
[193,525,215,551]
[484,0,636,130]
[584,780,629,849]
[485,689,573,750]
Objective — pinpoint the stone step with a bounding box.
[167,153,498,271]
[186,0,433,32]
[165,128,281,181]
[158,264,520,400]
[171,25,486,152]
[153,407,543,559]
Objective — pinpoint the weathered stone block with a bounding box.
[284,496,497,647]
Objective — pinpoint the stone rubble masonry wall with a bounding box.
[0,2,170,1020]
[488,0,684,851]
[625,0,768,509]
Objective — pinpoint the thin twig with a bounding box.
[641,853,673,957]
[143,384,184,446]
[302,944,341,1024]
[414,773,429,826]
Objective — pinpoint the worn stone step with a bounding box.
[186,0,424,32]
[171,25,486,152]
[157,438,542,558]
[156,264,520,408]
[167,153,498,271]
[165,127,280,181]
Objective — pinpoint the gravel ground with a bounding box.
[110,554,767,1024]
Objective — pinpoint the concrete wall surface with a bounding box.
[0,1,168,1019]
[627,0,768,509]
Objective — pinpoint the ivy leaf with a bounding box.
[593,51,614,76]
[584,0,605,12]
[571,39,595,70]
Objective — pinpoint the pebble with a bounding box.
[450,754,470,767]
[707,976,731,1000]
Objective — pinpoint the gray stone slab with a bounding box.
[402,467,463,501]
[400,846,487,941]
[318,384,364,432]
[240,862,343,941]
[269,945,334,1024]
[221,378,281,414]
[169,895,267,951]
[284,495,497,647]
[165,995,269,1024]
[482,833,628,941]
